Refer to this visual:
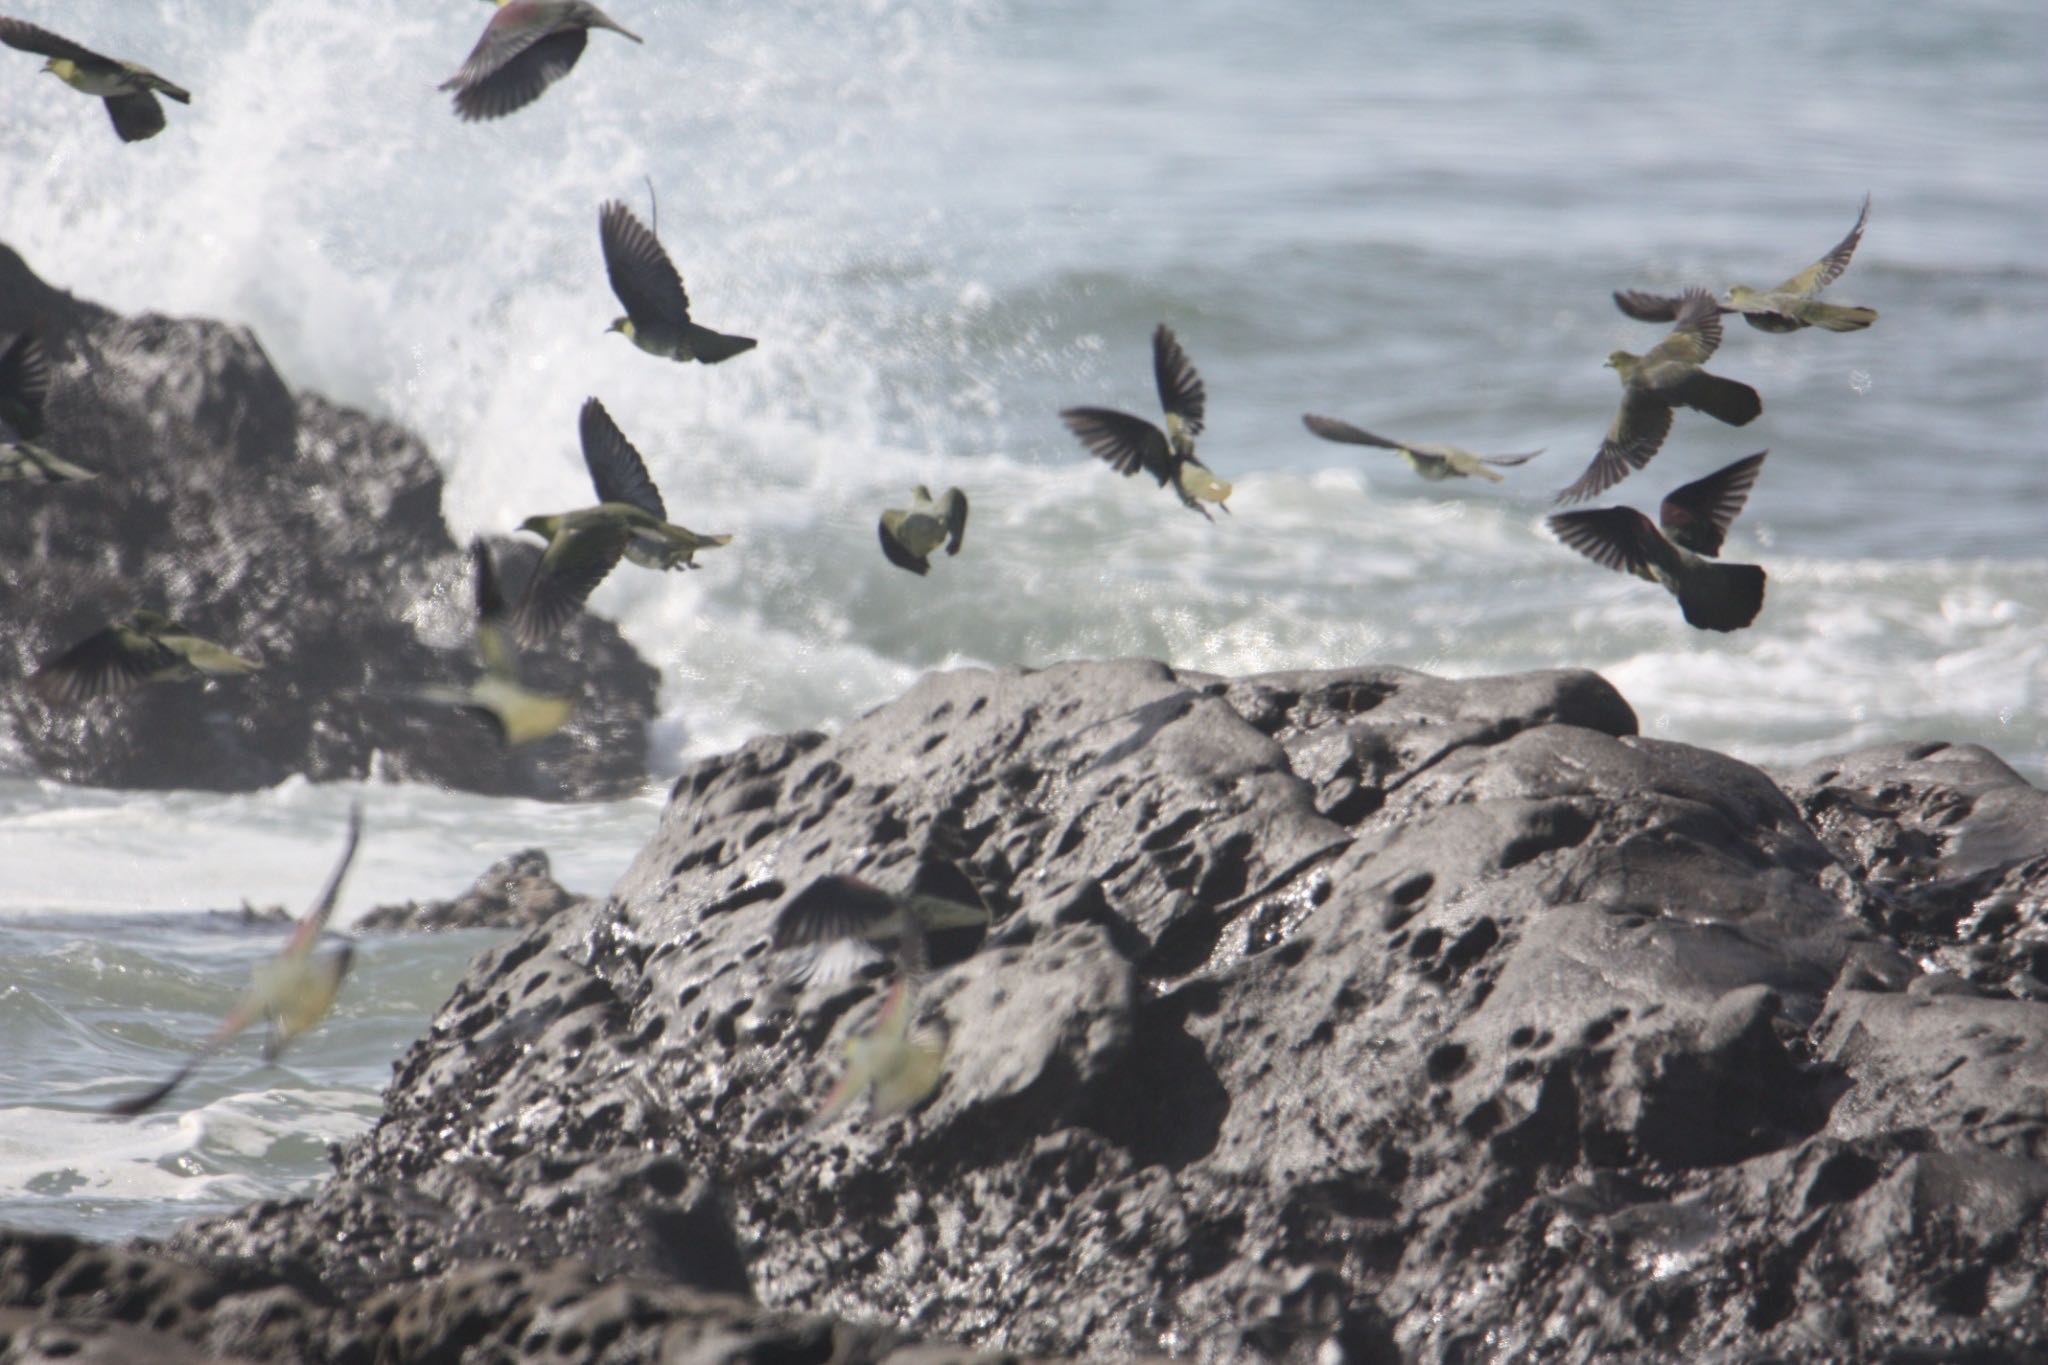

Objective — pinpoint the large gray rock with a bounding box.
[10,660,2047,1362]
[0,243,657,800]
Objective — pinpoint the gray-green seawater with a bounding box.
[2,0,2043,1242]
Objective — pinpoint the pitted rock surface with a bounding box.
[0,242,656,800]
[14,660,2046,1362]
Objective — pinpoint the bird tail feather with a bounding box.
[1677,562,1767,633]
[1672,371,1762,427]
[687,326,758,364]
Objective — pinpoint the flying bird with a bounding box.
[1301,414,1541,483]
[411,543,574,744]
[29,611,261,705]
[1615,198,1878,335]
[599,199,756,364]
[1556,288,1760,506]
[878,485,969,575]
[514,397,732,644]
[814,975,948,1125]
[440,1,642,122]
[106,805,364,1117]
[1,323,93,484]
[1061,324,1232,519]
[770,871,991,986]
[0,17,190,142]
[1548,451,1770,633]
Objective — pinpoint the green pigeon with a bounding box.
[1062,324,1231,520]
[878,484,969,575]
[1615,198,1878,334]
[412,543,574,744]
[440,0,642,122]
[1548,451,1769,633]
[1301,414,1542,483]
[0,18,190,142]
[1,322,94,484]
[29,610,261,705]
[771,870,991,986]
[1557,288,1761,505]
[814,974,948,1125]
[514,397,733,644]
[600,199,756,364]
[106,805,363,1117]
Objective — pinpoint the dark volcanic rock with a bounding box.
[356,848,595,932]
[0,243,657,800]
[14,660,2048,1362]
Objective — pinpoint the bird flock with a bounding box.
[3,5,1879,1121]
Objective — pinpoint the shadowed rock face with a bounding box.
[0,244,656,800]
[13,658,2011,1363]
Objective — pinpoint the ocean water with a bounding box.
[2,0,2043,1242]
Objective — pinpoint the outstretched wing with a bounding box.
[940,488,968,555]
[1061,407,1174,485]
[877,513,929,575]
[469,541,516,677]
[1152,324,1206,435]
[1660,451,1767,558]
[103,92,167,142]
[29,625,179,705]
[513,521,632,646]
[1549,507,1678,584]
[1654,288,1726,365]
[282,804,364,956]
[1301,414,1403,449]
[1775,195,1870,298]
[1612,290,1685,324]
[578,397,667,518]
[1555,391,1673,506]
[0,18,116,66]
[0,322,53,438]
[600,199,691,328]
[102,991,265,1117]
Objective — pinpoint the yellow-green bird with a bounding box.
[814,974,948,1125]
[440,0,642,122]
[1301,414,1541,483]
[514,397,733,645]
[1061,324,1232,520]
[771,871,991,986]
[29,610,261,705]
[1615,198,1878,334]
[0,17,190,143]
[1557,288,1761,505]
[412,542,574,744]
[106,805,364,1117]
[878,484,969,575]
[1549,452,1770,633]
[600,199,757,364]
[1,322,94,484]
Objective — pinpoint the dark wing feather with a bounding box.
[773,875,903,950]
[284,805,364,952]
[1555,393,1672,505]
[513,521,631,646]
[1778,195,1870,297]
[1660,451,1767,558]
[0,18,114,65]
[0,324,52,439]
[1151,324,1205,434]
[1478,449,1544,468]
[941,488,968,555]
[878,516,929,575]
[448,27,587,121]
[1061,407,1174,484]
[578,397,667,518]
[1301,414,1401,449]
[600,199,691,329]
[1663,288,1725,362]
[1548,508,1674,582]
[1612,289,1684,323]
[30,626,178,704]
[103,91,166,142]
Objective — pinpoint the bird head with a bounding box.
[1604,351,1638,373]
[40,59,69,81]
[518,514,557,539]
[126,608,175,632]
[606,317,634,338]
[1725,285,1758,306]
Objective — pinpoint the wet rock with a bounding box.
[0,242,657,800]
[356,848,595,932]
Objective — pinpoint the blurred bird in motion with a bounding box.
[600,199,757,364]
[0,17,190,142]
[1062,324,1232,520]
[770,870,991,987]
[29,611,261,705]
[1615,197,1878,334]
[1549,451,1770,633]
[410,542,574,744]
[1301,414,1542,483]
[814,974,948,1125]
[1,322,94,484]
[106,804,365,1117]
[441,0,642,122]
[878,485,970,575]
[1557,288,1761,505]
[514,397,732,644]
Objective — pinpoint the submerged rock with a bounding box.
[9,659,2048,1361]
[356,848,595,933]
[0,243,657,800]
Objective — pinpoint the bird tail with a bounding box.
[1671,371,1762,427]
[1802,301,1878,332]
[686,326,758,364]
[1677,562,1767,632]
